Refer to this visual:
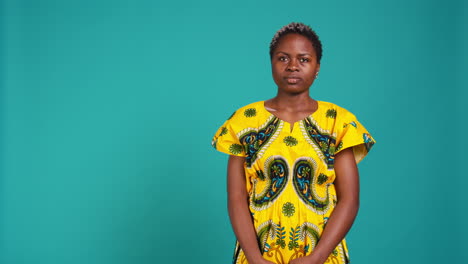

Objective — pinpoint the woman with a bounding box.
[212,22,375,264]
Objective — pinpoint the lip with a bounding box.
[284,75,301,79]
[284,76,302,84]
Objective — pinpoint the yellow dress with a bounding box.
[212,101,375,264]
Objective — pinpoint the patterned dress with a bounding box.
[211,100,375,264]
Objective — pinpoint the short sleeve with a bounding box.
[211,111,247,157]
[335,110,376,164]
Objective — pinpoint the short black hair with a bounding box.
[269,22,322,63]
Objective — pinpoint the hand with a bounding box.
[289,254,324,264]
[248,257,276,264]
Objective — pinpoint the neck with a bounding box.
[270,92,315,111]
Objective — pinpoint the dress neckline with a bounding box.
[261,100,321,131]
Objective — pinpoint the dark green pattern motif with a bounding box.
[301,223,321,249]
[317,174,328,185]
[219,127,228,136]
[256,170,265,180]
[293,158,330,212]
[239,117,281,168]
[275,224,286,249]
[229,144,243,155]
[335,142,343,153]
[257,221,275,254]
[302,117,337,168]
[326,109,337,119]
[228,111,236,120]
[251,157,288,209]
[288,226,301,250]
[282,202,295,217]
[244,108,257,117]
[328,144,337,156]
[283,136,298,147]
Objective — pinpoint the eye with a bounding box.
[300,57,310,63]
[278,56,289,62]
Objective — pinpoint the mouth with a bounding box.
[285,77,301,84]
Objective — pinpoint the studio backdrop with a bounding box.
[2,0,466,264]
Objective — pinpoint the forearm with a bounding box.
[228,196,263,263]
[309,197,359,263]
[227,155,265,264]
[308,148,360,263]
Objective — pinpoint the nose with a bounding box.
[286,58,299,71]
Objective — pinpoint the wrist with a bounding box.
[307,250,328,263]
[246,253,264,264]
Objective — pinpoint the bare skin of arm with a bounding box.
[290,148,360,264]
[227,155,275,264]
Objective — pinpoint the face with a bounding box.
[271,33,320,94]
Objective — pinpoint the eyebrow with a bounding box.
[275,51,312,56]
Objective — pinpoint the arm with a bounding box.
[227,155,275,264]
[291,148,360,264]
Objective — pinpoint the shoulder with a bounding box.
[317,100,357,120]
[228,101,266,122]
[211,101,267,156]
[233,101,264,114]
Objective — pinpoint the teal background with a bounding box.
[2,0,466,263]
